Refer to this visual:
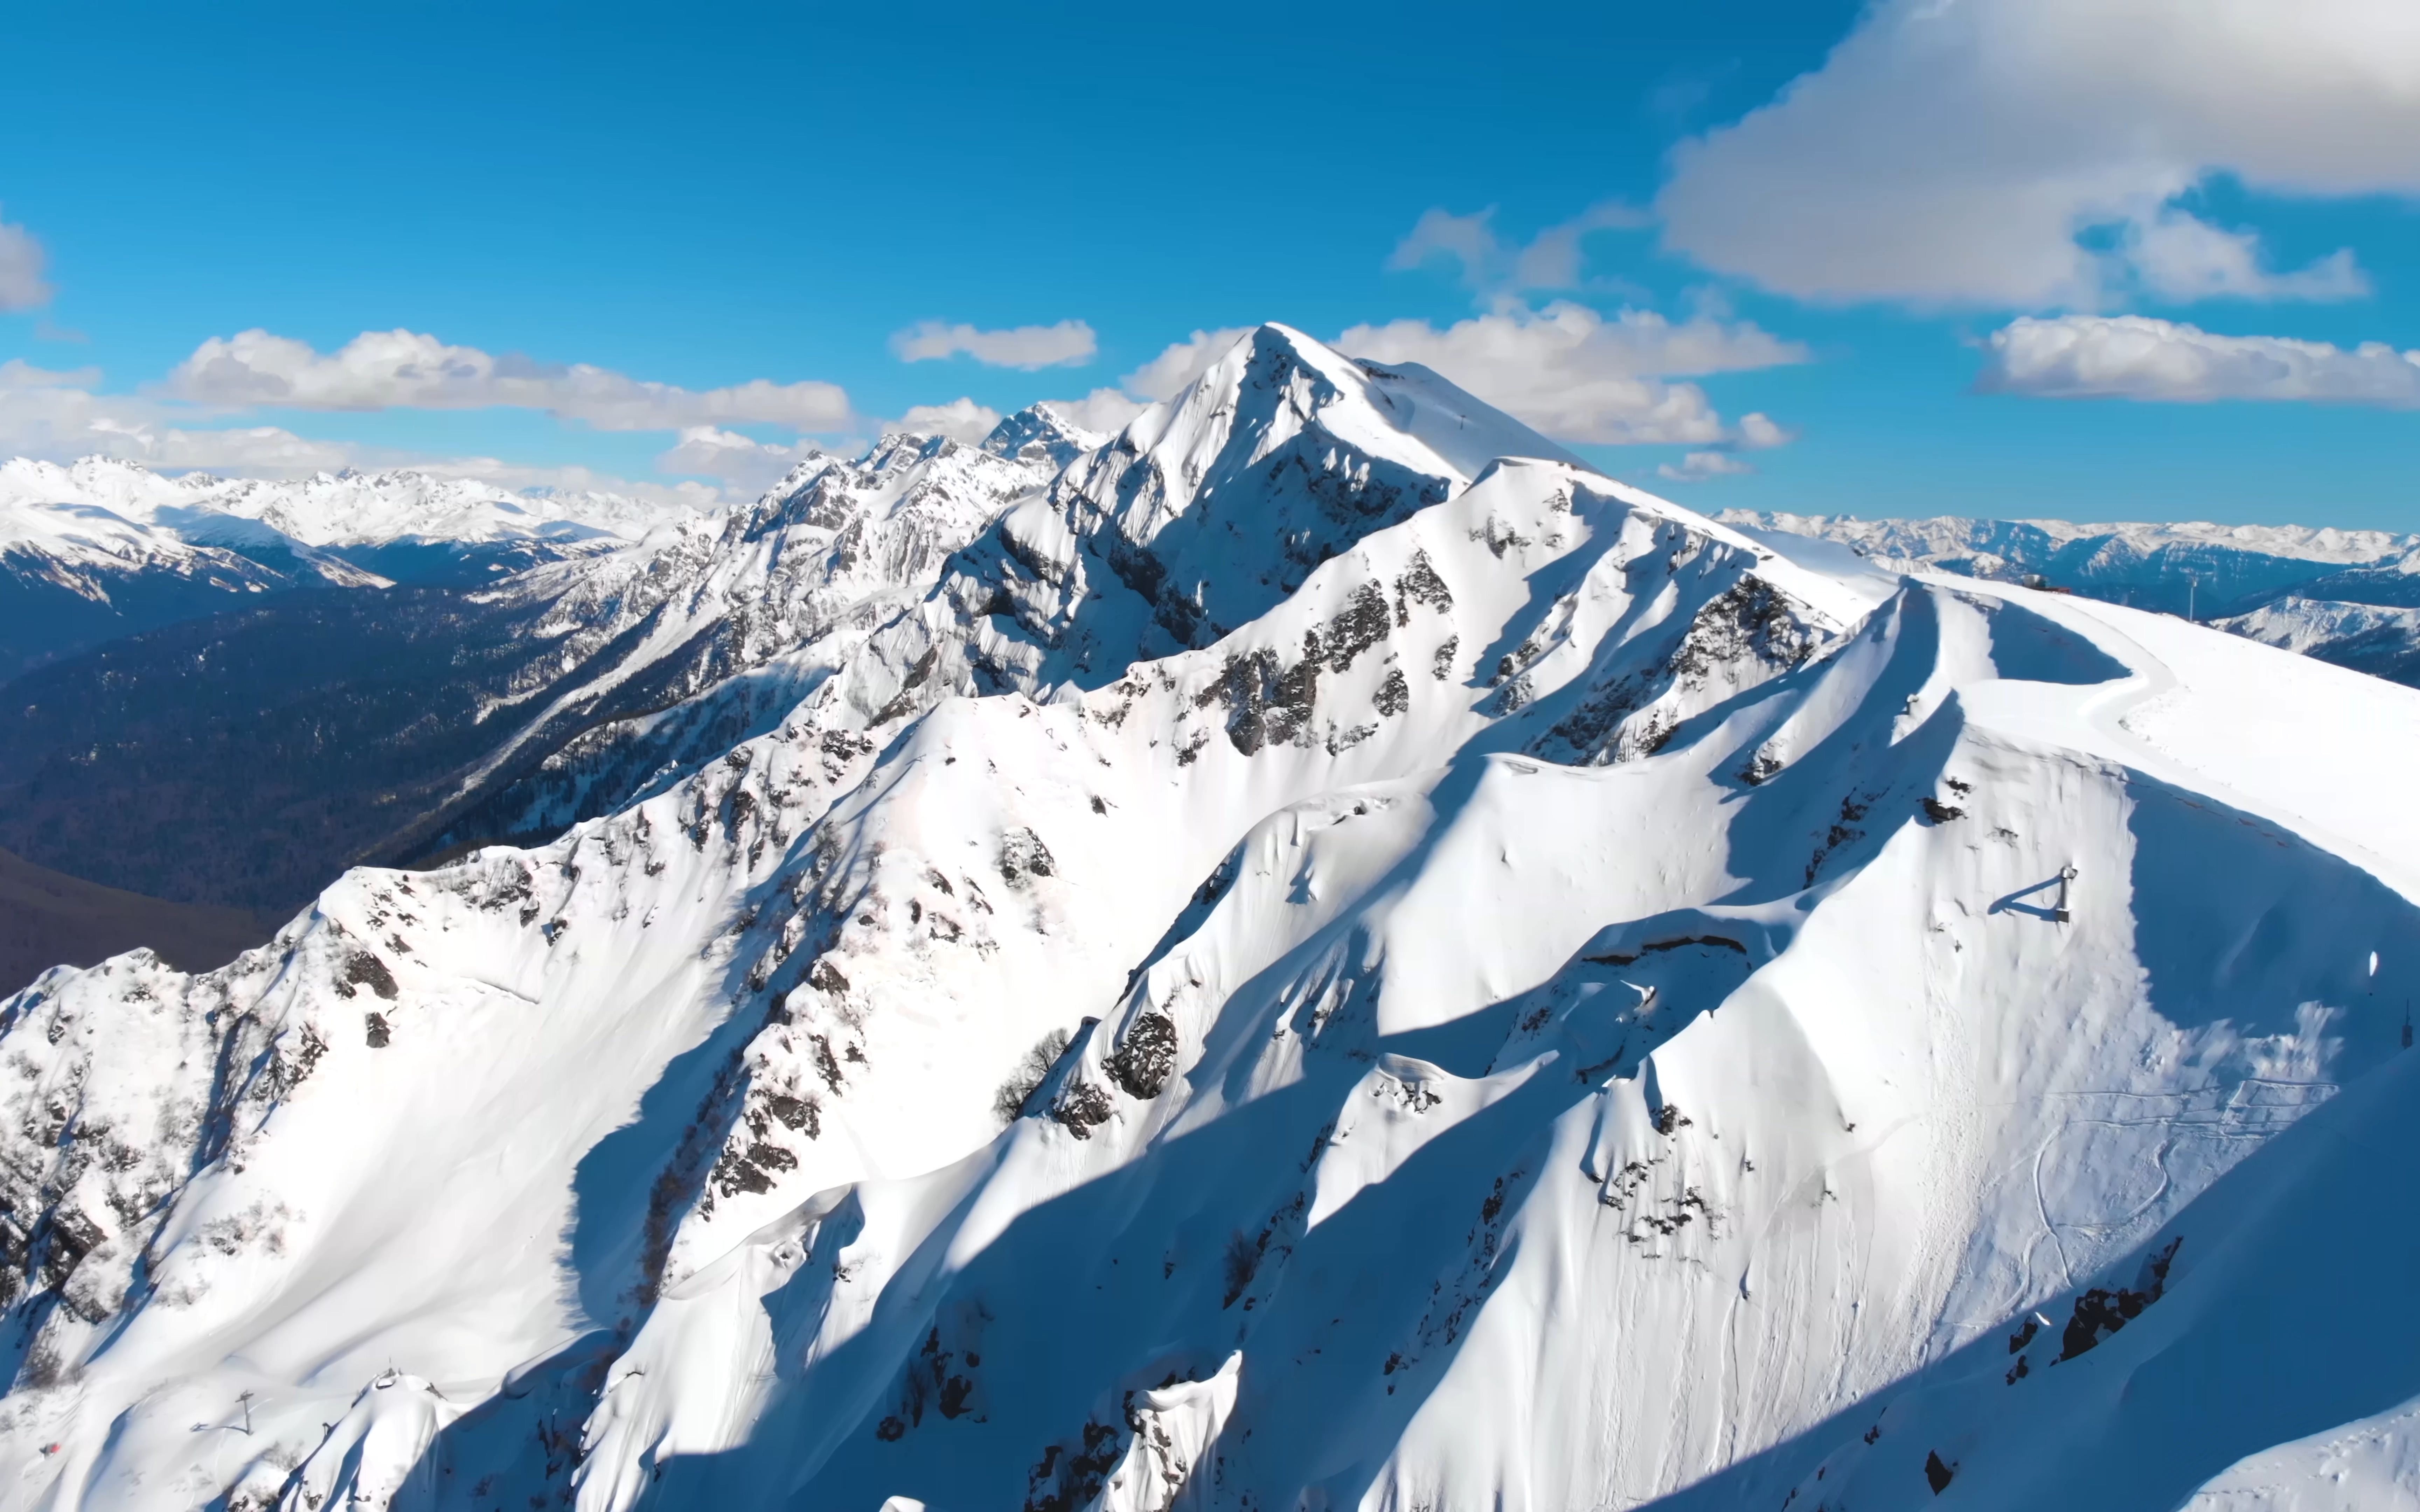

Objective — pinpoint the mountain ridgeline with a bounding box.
[1721,507,2420,685]
[1,327,2418,1512]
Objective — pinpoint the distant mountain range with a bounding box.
[0,457,696,679]
[1721,507,2420,684]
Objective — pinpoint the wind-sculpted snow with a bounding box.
[2,327,2418,1512]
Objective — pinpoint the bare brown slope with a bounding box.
[0,846,275,997]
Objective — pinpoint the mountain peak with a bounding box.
[981,403,1106,471]
[1122,322,1581,491]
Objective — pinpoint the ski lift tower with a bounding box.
[2054,864,2077,924]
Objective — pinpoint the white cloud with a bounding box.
[1657,0,2418,308]
[1979,314,2420,405]
[2125,213,2370,304]
[1013,332,1250,440]
[890,319,1098,370]
[0,363,721,505]
[1335,302,1807,445]
[1039,387,1149,436]
[1736,412,1793,449]
[0,359,102,390]
[0,209,50,312]
[654,426,831,495]
[393,455,723,510]
[891,397,1003,443]
[165,328,855,432]
[1388,209,1497,286]
[1389,202,1650,295]
[1118,327,1255,401]
[1657,451,1756,483]
[1042,313,1806,450]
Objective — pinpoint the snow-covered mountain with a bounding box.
[0,457,681,563]
[0,425,1062,912]
[0,483,380,682]
[0,459,690,678]
[1725,507,2420,690]
[3,327,2417,1512]
[2211,595,2420,686]
[416,424,1062,856]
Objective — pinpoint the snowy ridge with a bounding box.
[1,328,2416,1512]
[2216,595,2420,656]
[0,499,374,597]
[1722,506,2420,620]
[410,427,1064,853]
[1722,508,2417,576]
[0,456,688,677]
[979,404,1107,472]
[0,457,684,552]
[0,498,383,680]
[1726,506,2420,693]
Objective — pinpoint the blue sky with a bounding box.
[2,0,2416,527]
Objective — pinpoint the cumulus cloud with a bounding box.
[1029,312,1805,450]
[890,319,1098,370]
[1978,314,2420,406]
[1389,202,1650,295]
[2126,213,2370,304]
[0,210,51,312]
[1039,387,1149,436]
[1118,327,1256,402]
[1736,412,1793,449]
[1657,451,1756,483]
[1335,302,1807,445]
[654,426,831,495]
[1009,331,1247,440]
[891,397,1003,443]
[422,462,723,511]
[1657,0,2417,308]
[0,362,720,505]
[165,328,855,432]
[0,359,102,390]
[655,399,1002,495]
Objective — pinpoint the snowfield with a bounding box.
[1,328,2416,1512]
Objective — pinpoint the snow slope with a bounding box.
[0,328,2415,1512]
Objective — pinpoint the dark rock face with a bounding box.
[1106,1012,1179,1099]
[1925,1450,1956,1494]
